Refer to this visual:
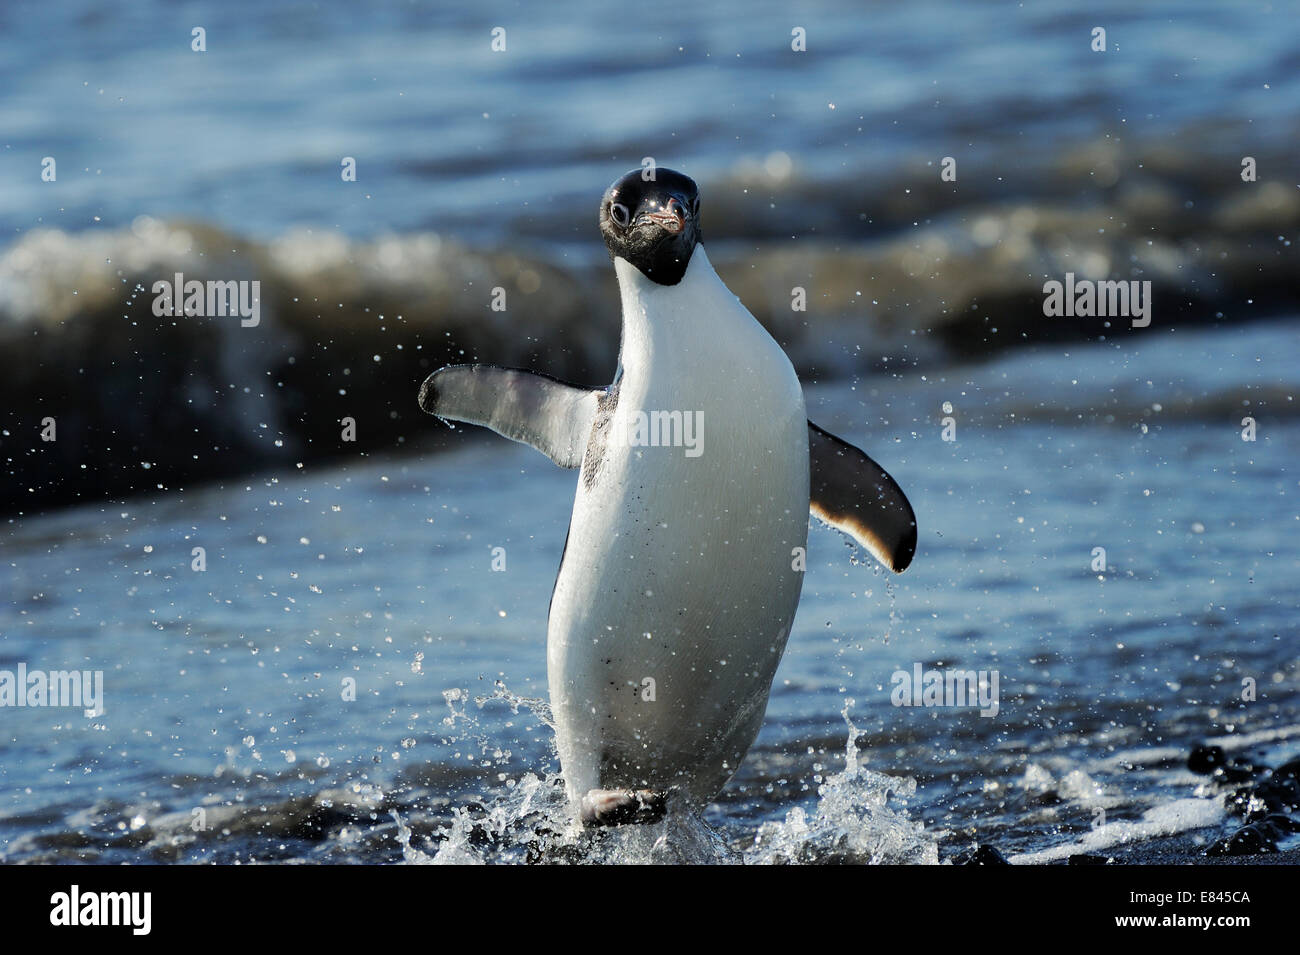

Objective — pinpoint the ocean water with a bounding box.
[0,0,1297,863]
[2,320,1296,863]
[1,0,1297,244]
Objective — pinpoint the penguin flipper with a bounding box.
[418,364,600,468]
[808,421,917,573]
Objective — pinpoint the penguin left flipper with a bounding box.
[808,421,917,573]
[418,364,600,469]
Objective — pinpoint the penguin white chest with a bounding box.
[546,249,810,803]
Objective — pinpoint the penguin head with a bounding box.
[599,167,701,286]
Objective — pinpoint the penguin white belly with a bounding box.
[547,252,809,805]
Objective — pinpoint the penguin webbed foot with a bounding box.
[579,788,669,827]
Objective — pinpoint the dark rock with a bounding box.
[1253,777,1300,814]
[1188,744,1226,774]
[1206,823,1279,856]
[953,844,1010,865]
[1211,762,1260,785]
[1068,853,1115,865]
[1263,812,1300,833]
[1272,759,1300,784]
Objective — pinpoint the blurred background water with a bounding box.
[0,0,1297,863]
[2,0,1297,243]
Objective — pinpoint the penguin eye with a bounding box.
[609,202,630,227]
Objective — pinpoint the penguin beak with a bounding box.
[638,197,688,235]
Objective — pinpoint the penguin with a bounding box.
[418,167,916,825]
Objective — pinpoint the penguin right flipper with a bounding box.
[808,421,918,573]
[418,364,601,469]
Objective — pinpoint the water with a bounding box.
[2,320,1295,862]
[1,0,1296,863]
[2,0,1297,244]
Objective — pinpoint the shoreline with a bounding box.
[2,143,1297,518]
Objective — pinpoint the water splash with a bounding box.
[394,772,739,865]
[745,700,938,865]
[474,680,554,730]
[882,578,897,646]
[407,688,935,864]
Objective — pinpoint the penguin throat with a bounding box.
[610,234,697,286]
[613,248,721,381]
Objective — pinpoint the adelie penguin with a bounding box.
[418,167,917,826]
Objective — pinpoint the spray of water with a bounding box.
[400,688,936,864]
[745,700,938,864]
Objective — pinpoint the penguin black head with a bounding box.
[598,167,701,286]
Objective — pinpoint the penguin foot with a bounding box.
[579,789,668,827]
